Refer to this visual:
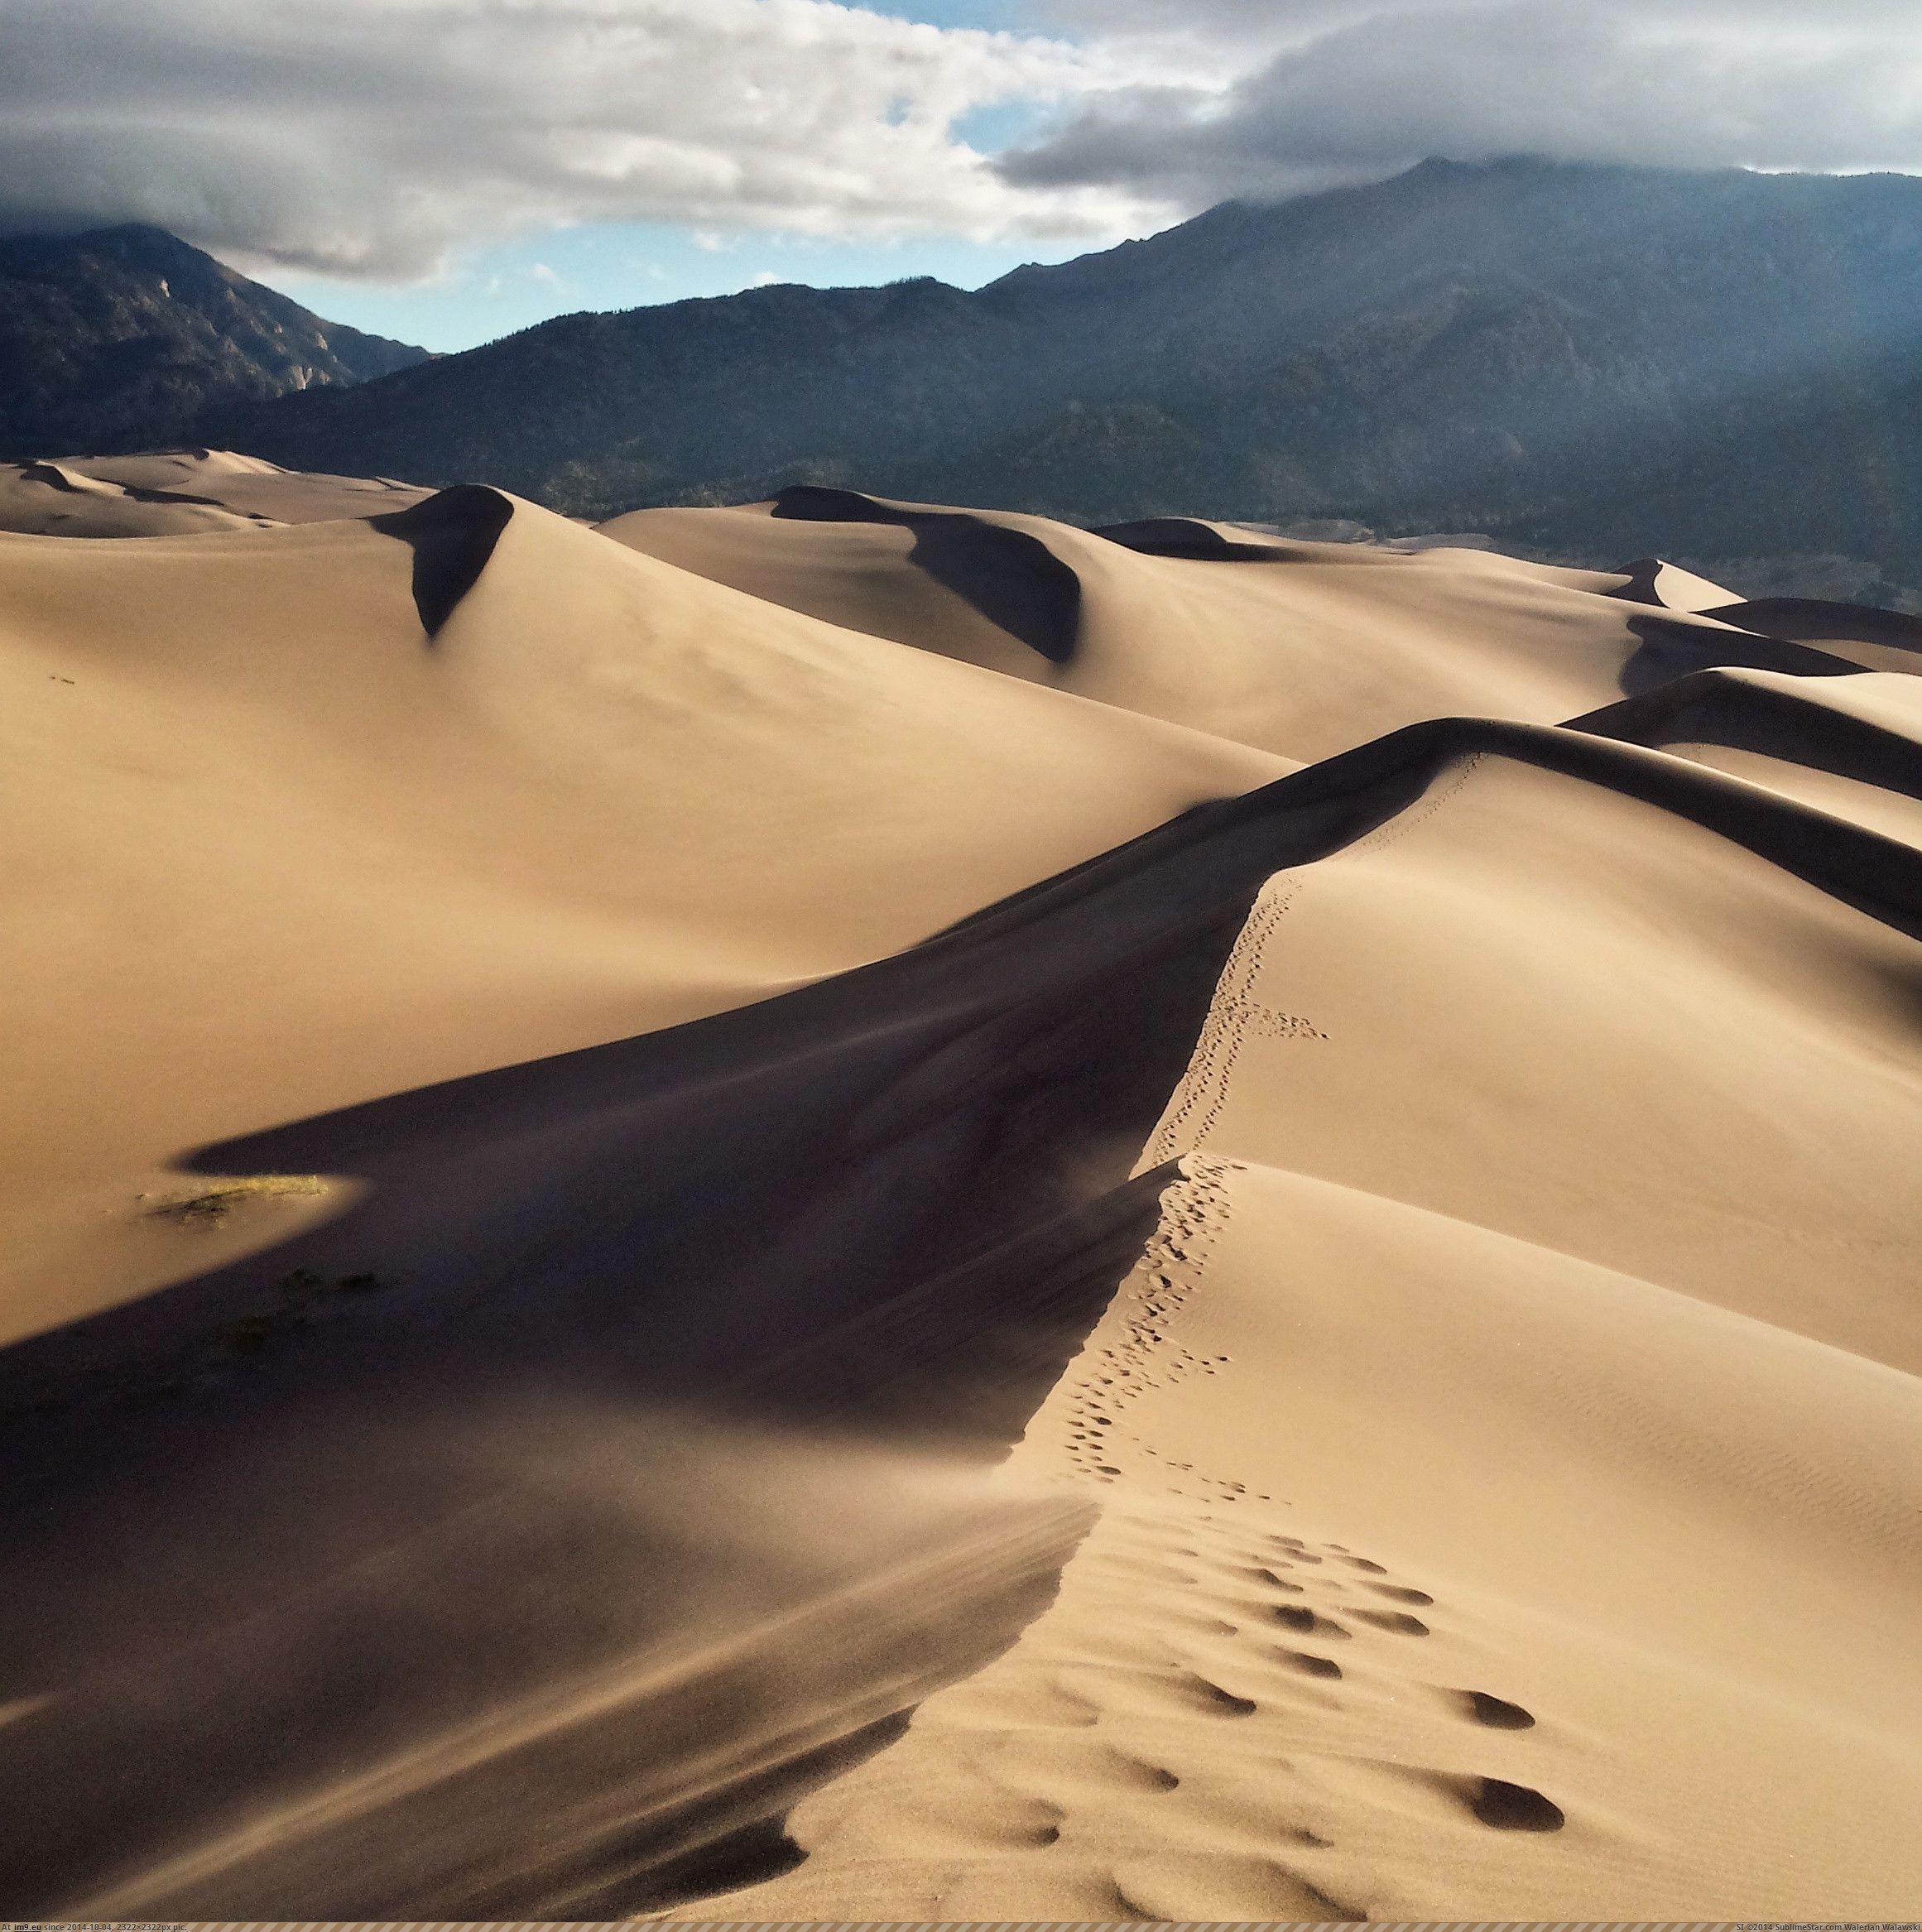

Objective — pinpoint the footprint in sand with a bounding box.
[1241,1564,1305,1593]
[1367,1582,1434,1606]
[1274,1604,1350,1639]
[1402,1767,1564,1833]
[1466,1776,1564,1832]
[1113,1853,1366,1925]
[1278,1649,1343,1680]
[1157,1669,1259,1717]
[1350,1607,1430,1636]
[1457,1689,1535,1730]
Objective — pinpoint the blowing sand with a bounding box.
[1,464,1917,1918]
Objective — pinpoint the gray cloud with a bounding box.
[0,0,1157,276]
[1003,0,1922,209]
[2,0,1915,280]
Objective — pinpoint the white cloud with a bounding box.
[0,0,1163,276]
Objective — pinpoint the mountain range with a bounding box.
[4,158,1920,600]
[0,224,427,460]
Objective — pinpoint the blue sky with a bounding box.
[262,0,1112,353]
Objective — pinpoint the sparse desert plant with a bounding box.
[143,1174,325,1223]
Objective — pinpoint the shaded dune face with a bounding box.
[2,477,1921,1918]
[0,665,1404,1916]
[1577,667,1922,846]
[368,483,516,637]
[1704,596,1922,659]
[771,484,1084,666]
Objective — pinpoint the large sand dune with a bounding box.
[1,459,1917,1918]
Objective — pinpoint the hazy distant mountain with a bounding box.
[0,225,428,459]
[26,161,1922,595]
[205,159,1922,591]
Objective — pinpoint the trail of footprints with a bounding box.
[1142,756,1484,1171]
[732,1150,1568,1918]
[1074,1504,1565,1842]
[878,1488,1567,1920]
[1062,1154,1253,1500]
[1040,1151,1566,1903]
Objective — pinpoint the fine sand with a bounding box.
[1,462,1917,1919]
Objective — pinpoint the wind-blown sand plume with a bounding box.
[3,473,1920,1918]
[603,487,1880,761]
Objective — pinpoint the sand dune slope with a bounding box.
[602,488,1874,762]
[1699,596,1922,676]
[0,698,1425,1919]
[728,1153,1922,1920]
[0,488,1278,1341]
[1579,666,1922,847]
[0,449,432,536]
[2,476,1919,1920]
[710,740,1922,1920]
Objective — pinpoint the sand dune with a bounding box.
[0,448,433,536]
[1609,554,1742,613]
[1580,666,1922,847]
[2,468,1918,1918]
[603,488,1889,762]
[1703,595,1922,674]
[0,486,1276,1342]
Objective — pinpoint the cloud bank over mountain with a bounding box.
[2,0,1920,279]
[1010,0,1922,206]
[0,0,1157,276]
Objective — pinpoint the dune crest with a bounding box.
[603,489,1914,762]
[2,469,1918,1918]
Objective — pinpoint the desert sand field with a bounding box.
[1,452,1918,1919]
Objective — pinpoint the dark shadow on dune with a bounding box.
[1616,612,1863,697]
[20,459,235,513]
[1093,516,1290,562]
[5,710,1921,1915]
[772,483,1081,664]
[370,484,515,640]
[0,773,1308,1915]
[1606,556,1685,608]
[1702,598,1922,659]
[1578,669,1922,804]
[20,459,89,493]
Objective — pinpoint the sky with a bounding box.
[4,0,1920,353]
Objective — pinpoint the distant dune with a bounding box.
[1,454,1918,1919]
